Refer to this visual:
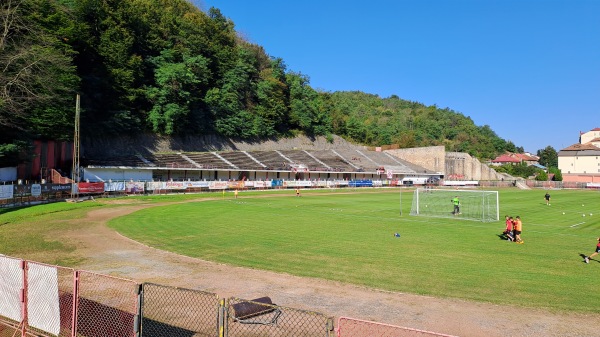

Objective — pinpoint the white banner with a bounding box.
[125,181,145,193]
[104,181,126,192]
[0,185,13,200]
[166,181,185,190]
[209,181,228,190]
[146,181,166,191]
[0,255,23,322]
[184,181,210,188]
[27,263,60,335]
[31,184,41,197]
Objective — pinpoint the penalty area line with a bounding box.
[570,222,585,228]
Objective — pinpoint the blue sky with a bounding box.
[195,0,599,154]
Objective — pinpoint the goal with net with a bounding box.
[410,188,499,222]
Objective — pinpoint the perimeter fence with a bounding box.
[0,255,457,337]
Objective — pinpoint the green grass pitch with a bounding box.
[105,188,600,313]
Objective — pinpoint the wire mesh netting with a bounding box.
[76,270,140,337]
[141,283,220,337]
[410,188,499,222]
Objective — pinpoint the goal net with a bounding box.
[410,188,499,222]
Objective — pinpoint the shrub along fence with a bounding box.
[0,257,457,337]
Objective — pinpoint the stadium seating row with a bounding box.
[83,149,427,174]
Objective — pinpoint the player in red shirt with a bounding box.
[584,238,600,263]
[503,216,514,241]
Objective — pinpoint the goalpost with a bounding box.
[410,188,499,222]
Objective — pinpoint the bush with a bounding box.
[535,171,548,181]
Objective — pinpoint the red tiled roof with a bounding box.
[561,143,600,151]
[592,127,600,131]
[491,154,521,163]
[512,153,537,161]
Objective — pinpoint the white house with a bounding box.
[558,128,600,183]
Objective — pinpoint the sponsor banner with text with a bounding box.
[0,185,13,199]
[184,181,210,188]
[209,181,228,190]
[166,181,185,190]
[125,182,145,193]
[78,182,105,194]
[41,184,72,193]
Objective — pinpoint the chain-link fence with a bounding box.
[225,297,334,337]
[1,256,456,337]
[75,270,141,337]
[141,283,220,337]
[336,317,457,337]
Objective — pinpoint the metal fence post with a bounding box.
[219,298,226,337]
[20,260,28,337]
[135,284,143,337]
[71,271,80,337]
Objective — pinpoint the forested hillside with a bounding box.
[0,0,519,166]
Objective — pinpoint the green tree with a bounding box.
[287,72,331,136]
[537,146,558,168]
[146,50,210,134]
[253,58,289,136]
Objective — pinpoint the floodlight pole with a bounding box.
[71,94,80,200]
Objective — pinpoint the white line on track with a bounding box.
[570,222,586,228]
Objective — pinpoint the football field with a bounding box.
[108,188,600,313]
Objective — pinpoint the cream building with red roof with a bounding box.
[558,128,600,183]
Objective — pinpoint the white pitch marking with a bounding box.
[570,222,586,228]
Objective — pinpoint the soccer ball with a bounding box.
[583,214,586,217]
[425,205,428,207]
[590,213,593,216]
[562,212,565,215]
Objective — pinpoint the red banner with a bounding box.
[78,182,105,194]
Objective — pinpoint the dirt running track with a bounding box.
[60,201,600,337]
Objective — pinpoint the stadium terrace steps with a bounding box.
[83,149,432,174]
[244,151,289,170]
[278,150,324,170]
[219,151,266,170]
[309,150,355,172]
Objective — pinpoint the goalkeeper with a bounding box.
[451,196,460,215]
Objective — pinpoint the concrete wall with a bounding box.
[82,168,153,182]
[385,146,445,173]
[383,149,503,181]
